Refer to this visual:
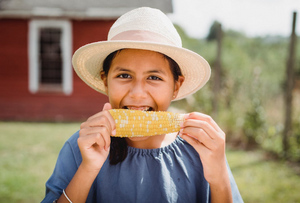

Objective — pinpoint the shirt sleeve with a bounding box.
[226,159,244,203]
[41,131,81,203]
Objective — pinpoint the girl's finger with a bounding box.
[180,133,208,155]
[182,119,218,140]
[102,103,116,134]
[186,112,222,132]
[78,132,104,149]
[85,103,115,130]
[81,116,112,134]
[80,126,111,149]
[180,127,215,150]
[102,102,112,111]
[96,126,111,151]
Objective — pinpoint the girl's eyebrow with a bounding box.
[112,67,133,73]
[146,69,167,75]
[112,67,167,75]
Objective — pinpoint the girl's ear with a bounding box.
[100,71,109,94]
[173,75,185,99]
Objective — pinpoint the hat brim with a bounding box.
[72,40,211,101]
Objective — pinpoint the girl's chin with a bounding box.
[125,136,149,142]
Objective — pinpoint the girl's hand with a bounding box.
[179,112,227,185]
[78,103,116,172]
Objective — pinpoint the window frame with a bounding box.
[28,19,72,95]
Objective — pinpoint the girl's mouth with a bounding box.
[123,106,153,111]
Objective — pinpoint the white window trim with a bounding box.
[28,19,73,95]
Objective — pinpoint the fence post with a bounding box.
[283,11,297,158]
[212,23,223,119]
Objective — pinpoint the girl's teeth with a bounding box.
[127,107,150,111]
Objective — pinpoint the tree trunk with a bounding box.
[212,23,223,118]
[283,12,297,158]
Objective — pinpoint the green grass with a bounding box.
[0,122,78,203]
[1,122,300,202]
[227,149,300,203]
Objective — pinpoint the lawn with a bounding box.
[0,122,78,203]
[1,122,300,202]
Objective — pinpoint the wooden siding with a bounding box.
[0,19,115,121]
[0,0,173,19]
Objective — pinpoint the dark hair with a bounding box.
[102,49,182,165]
[102,49,182,81]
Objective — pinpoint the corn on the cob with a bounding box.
[109,109,184,137]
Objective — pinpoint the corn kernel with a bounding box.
[109,109,184,137]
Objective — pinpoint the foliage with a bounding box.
[172,23,300,161]
[289,117,300,161]
[242,98,266,148]
[206,21,222,41]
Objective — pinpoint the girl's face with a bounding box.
[102,49,184,112]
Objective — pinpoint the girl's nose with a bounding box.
[128,80,147,99]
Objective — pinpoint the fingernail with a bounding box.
[183,113,189,120]
[179,129,183,135]
[112,129,116,136]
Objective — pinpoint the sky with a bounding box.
[168,0,300,38]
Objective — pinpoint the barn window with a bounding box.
[40,28,62,85]
[29,20,72,94]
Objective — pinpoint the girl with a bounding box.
[42,7,243,203]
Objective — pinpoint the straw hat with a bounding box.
[72,7,211,101]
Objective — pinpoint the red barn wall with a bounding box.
[0,19,115,122]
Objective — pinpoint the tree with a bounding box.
[206,21,222,41]
[206,21,223,118]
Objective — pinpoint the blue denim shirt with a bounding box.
[42,131,243,203]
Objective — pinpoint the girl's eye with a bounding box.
[148,76,162,80]
[117,74,131,79]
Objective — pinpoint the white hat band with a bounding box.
[110,30,179,47]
